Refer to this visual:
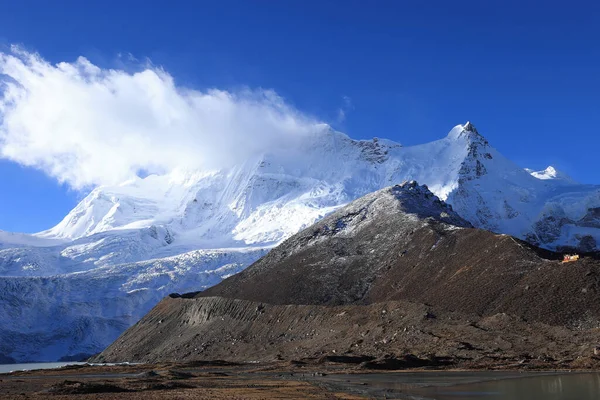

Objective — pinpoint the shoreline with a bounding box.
[2,361,600,399]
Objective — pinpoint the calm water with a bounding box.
[0,362,86,374]
[316,371,600,399]
[419,373,600,399]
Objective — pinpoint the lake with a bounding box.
[0,362,87,374]
[313,371,600,399]
[419,372,600,399]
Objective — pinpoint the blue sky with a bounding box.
[0,0,598,233]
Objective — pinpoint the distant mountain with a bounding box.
[525,165,575,183]
[35,121,600,251]
[2,122,599,362]
[95,182,600,367]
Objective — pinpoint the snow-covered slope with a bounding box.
[0,247,266,362]
[1,122,599,362]
[33,121,600,252]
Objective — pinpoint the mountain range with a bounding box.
[1,122,599,362]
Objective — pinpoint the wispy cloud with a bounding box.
[0,46,322,189]
[336,95,353,123]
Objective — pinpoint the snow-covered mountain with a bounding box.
[525,166,575,182]
[1,122,599,362]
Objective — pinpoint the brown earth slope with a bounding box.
[95,182,600,366]
[95,295,600,368]
[200,182,599,327]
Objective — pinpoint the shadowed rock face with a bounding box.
[96,183,600,365]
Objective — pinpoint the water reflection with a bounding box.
[314,371,600,399]
[425,373,600,399]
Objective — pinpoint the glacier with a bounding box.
[1,121,599,362]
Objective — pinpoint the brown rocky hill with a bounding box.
[200,182,598,327]
[94,182,600,366]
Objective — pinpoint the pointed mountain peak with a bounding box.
[447,121,486,144]
[526,166,575,183]
[542,166,557,177]
[448,122,495,181]
[463,121,478,134]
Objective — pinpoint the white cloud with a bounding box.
[336,95,353,123]
[0,46,322,189]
